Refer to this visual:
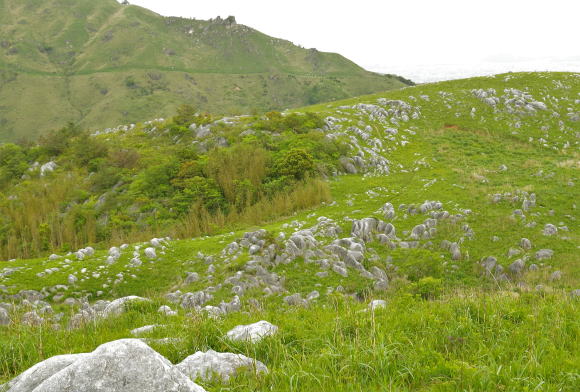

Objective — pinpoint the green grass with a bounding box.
[0,71,579,390]
[1,292,578,391]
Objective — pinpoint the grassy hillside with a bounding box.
[0,72,578,391]
[0,0,409,142]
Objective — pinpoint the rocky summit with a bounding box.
[0,71,578,391]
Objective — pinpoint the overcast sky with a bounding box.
[126,0,580,82]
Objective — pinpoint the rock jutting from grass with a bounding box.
[2,339,206,392]
[226,320,278,343]
[176,350,268,382]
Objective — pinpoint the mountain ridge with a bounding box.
[0,0,410,141]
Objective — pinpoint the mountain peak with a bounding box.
[0,0,408,141]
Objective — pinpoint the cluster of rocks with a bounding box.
[91,122,137,136]
[323,98,423,176]
[472,88,549,117]
[27,161,57,177]
[479,233,561,283]
[2,319,279,391]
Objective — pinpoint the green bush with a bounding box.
[412,277,444,300]
[274,148,315,180]
[0,143,28,183]
[171,176,225,214]
[130,160,179,198]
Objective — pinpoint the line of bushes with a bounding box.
[0,106,344,259]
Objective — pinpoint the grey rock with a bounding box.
[508,259,526,275]
[535,249,554,260]
[481,256,497,274]
[332,264,348,277]
[21,312,43,326]
[181,291,213,309]
[219,296,241,314]
[0,307,10,325]
[410,224,427,240]
[158,305,177,316]
[3,339,205,392]
[226,320,278,343]
[284,293,308,307]
[184,272,200,284]
[306,291,320,301]
[507,248,521,258]
[101,296,150,318]
[450,242,461,260]
[368,299,387,310]
[520,238,532,250]
[2,353,90,392]
[340,157,358,174]
[351,218,379,242]
[176,350,268,382]
[370,266,388,281]
[249,245,261,255]
[130,324,162,336]
[542,224,558,236]
[224,242,240,255]
[380,203,396,220]
[549,270,562,281]
[374,279,389,291]
[144,247,157,259]
[165,291,182,304]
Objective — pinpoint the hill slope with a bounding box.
[0,72,578,391]
[0,0,409,142]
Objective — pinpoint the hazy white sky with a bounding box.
[126,0,579,81]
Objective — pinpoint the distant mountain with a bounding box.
[0,0,410,141]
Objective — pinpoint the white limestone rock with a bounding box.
[130,324,162,336]
[542,224,558,236]
[368,300,387,311]
[0,307,10,325]
[226,320,278,343]
[176,350,268,382]
[158,305,178,316]
[144,247,157,259]
[101,296,150,318]
[2,339,205,392]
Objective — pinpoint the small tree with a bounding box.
[0,143,28,181]
[274,148,315,180]
[173,104,197,127]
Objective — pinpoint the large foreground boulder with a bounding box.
[2,339,206,392]
[176,350,268,382]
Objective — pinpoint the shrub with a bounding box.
[130,160,179,198]
[274,148,315,180]
[411,277,444,300]
[173,104,211,127]
[38,122,81,156]
[108,149,140,169]
[0,143,28,182]
[206,145,268,205]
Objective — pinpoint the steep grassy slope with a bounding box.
[0,72,578,391]
[0,0,409,142]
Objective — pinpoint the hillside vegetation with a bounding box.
[0,0,409,142]
[0,72,578,391]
